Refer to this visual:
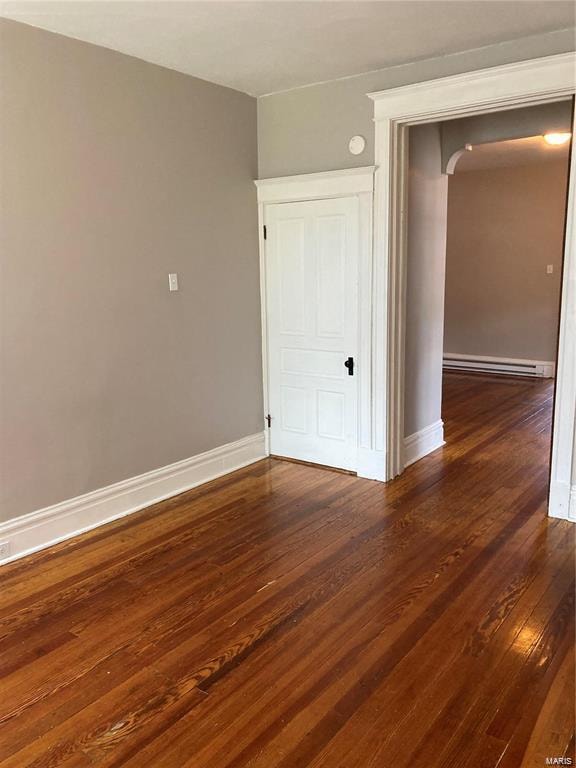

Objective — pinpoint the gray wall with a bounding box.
[0,19,262,522]
[444,159,569,361]
[257,29,575,178]
[404,124,448,438]
[441,101,573,172]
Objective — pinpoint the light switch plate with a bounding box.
[168,273,179,291]
[546,265,554,274]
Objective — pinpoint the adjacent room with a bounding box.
[443,131,570,379]
[0,3,575,767]
[404,103,571,491]
[442,125,571,508]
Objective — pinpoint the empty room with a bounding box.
[0,3,575,767]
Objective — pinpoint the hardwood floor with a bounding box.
[0,372,574,767]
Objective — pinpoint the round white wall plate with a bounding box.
[348,135,366,155]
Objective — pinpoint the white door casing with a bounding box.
[265,198,359,469]
[369,52,576,520]
[255,167,380,479]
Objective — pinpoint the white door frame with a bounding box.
[255,167,382,479]
[369,52,576,520]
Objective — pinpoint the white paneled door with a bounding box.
[265,197,359,470]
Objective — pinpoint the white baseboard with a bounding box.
[404,420,445,468]
[0,431,267,565]
[549,479,576,523]
[443,353,555,379]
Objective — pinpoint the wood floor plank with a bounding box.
[0,373,573,767]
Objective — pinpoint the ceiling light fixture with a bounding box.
[543,132,571,146]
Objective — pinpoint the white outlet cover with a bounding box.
[348,135,366,155]
[168,273,179,291]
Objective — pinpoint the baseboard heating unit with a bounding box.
[443,353,555,379]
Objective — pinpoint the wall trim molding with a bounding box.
[369,53,575,122]
[549,478,576,523]
[443,353,556,379]
[0,432,266,565]
[254,166,376,203]
[445,145,472,175]
[404,420,445,468]
[368,51,576,523]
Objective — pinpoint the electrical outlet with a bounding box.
[0,541,11,560]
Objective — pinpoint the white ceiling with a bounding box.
[1,1,575,96]
[455,135,571,172]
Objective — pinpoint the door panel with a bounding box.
[266,197,359,470]
[277,218,306,335]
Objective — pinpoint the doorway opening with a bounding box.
[370,53,576,518]
[403,101,572,511]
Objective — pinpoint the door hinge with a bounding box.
[266,414,272,428]
[263,225,267,240]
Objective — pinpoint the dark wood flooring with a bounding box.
[0,373,574,767]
